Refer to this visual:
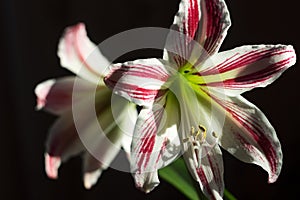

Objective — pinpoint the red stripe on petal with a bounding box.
[232,114,278,182]
[187,0,200,39]
[116,64,169,82]
[137,135,156,169]
[194,147,223,200]
[137,108,165,169]
[197,0,230,57]
[104,59,169,104]
[207,153,223,192]
[228,56,294,86]
[201,47,293,76]
[210,95,280,182]
[200,54,295,89]
[155,137,169,164]
[197,167,216,199]
[70,24,102,77]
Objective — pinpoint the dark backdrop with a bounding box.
[1,0,299,199]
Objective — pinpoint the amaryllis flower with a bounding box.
[35,23,137,189]
[104,0,296,199]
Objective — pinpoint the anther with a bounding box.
[197,125,207,143]
[182,138,190,143]
[198,125,206,133]
[212,131,218,138]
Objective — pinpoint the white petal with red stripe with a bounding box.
[58,23,110,84]
[196,0,231,55]
[164,0,231,66]
[44,89,113,179]
[187,146,224,200]
[199,45,296,96]
[131,93,181,191]
[214,95,282,183]
[82,103,137,189]
[35,76,98,115]
[104,58,172,106]
[44,112,84,179]
[134,171,160,193]
[45,112,84,162]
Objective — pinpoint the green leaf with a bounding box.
[158,157,204,200]
[159,157,237,200]
[224,188,237,200]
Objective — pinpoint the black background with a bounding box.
[1,0,299,199]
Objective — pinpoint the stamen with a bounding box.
[184,125,208,145]
[183,125,209,169]
[195,129,200,137]
[198,124,207,143]
[191,126,195,135]
[198,125,206,133]
[182,138,190,143]
[212,131,218,138]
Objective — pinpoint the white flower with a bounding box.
[35,23,137,189]
[103,0,296,199]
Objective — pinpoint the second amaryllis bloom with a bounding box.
[35,23,137,189]
[104,0,296,199]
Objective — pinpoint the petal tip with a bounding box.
[83,169,102,189]
[35,79,56,110]
[45,153,61,179]
[268,176,278,184]
[134,171,160,194]
[136,182,159,194]
[267,166,281,184]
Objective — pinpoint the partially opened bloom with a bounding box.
[35,23,137,189]
[104,0,296,199]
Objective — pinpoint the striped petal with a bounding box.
[44,87,113,179]
[82,152,103,189]
[175,77,224,199]
[35,76,98,115]
[45,112,84,179]
[118,103,138,154]
[199,45,296,96]
[197,0,231,55]
[134,171,160,193]
[213,95,282,183]
[46,112,84,161]
[82,103,137,189]
[131,93,181,192]
[164,0,231,66]
[104,58,172,106]
[58,23,110,84]
[185,145,224,200]
[82,126,123,189]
